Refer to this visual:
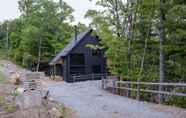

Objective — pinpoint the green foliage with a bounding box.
[0,50,6,59]
[86,0,186,83]
[0,71,7,83]
[4,103,17,113]
[57,104,74,118]
[84,0,186,107]
[0,0,76,68]
[166,88,186,108]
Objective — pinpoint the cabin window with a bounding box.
[92,50,102,56]
[70,54,85,65]
[92,65,101,73]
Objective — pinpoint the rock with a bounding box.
[1,113,14,118]
[10,73,21,85]
[49,107,63,118]
[15,109,42,118]
[15,87,26,94]
[50,76,63,81]
[15,90,42,110]
[25,72,45,80]
[48,97,54,102]
[0,111,7,116]
[10,73,20,79]
[5,96,14,103]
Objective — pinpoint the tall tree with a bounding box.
[159,0,166,103]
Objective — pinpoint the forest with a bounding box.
[0,0,186,106]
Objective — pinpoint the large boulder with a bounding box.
[10,72,21,85]
[15,90,42,110]
[25,72,45,80]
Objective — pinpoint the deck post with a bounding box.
[116,82,119,94]
[126,83,129,97]
[112,80,116,93]
[136,80,140,100]
[54,64,56,77]
[159,91,163,104]
[92,74,94,80]
[101,76,105,89]
[73,76,76,83]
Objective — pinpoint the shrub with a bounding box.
[165,87,186,108]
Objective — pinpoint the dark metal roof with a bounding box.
[49,29,93,65]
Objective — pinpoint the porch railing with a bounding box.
[72,73,106,82]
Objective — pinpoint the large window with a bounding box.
[70,54,85,75]
[70,54,85,65]
[92,65,101,73]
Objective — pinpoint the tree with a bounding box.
[86,0,186,83]
[0,0,76,70]
[158,0,166,103]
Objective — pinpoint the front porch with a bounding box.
[50,59,64,81]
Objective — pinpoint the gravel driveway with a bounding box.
[42,80,186,118]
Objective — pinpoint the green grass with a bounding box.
[3,103,17,113]
[0,50,7,82]
[0,71,7,83]
[57,104,75,118]
[0,49,6,59]
[0,50,9,83]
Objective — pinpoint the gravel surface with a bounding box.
[42,80,186,118]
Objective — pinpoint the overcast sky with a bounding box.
[0,0,98,25]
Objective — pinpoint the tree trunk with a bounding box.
[159,0,166,104]
[139,37,148,76]
[127,0,135,97]
[36,37,42,72]
[6,23,9,59]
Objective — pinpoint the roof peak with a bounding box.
[49,29,94,65]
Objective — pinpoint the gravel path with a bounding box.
[42,80,186,118]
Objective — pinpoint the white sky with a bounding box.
[0,0,98,25]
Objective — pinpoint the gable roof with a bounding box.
[49,29,93,65]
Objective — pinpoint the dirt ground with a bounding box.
[0,82,76,118]
[0,60,75,118]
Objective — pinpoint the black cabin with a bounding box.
[49,29,106,82]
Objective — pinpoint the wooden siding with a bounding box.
[64,34,106,82]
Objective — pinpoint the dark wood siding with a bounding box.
[64,34,106,82]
